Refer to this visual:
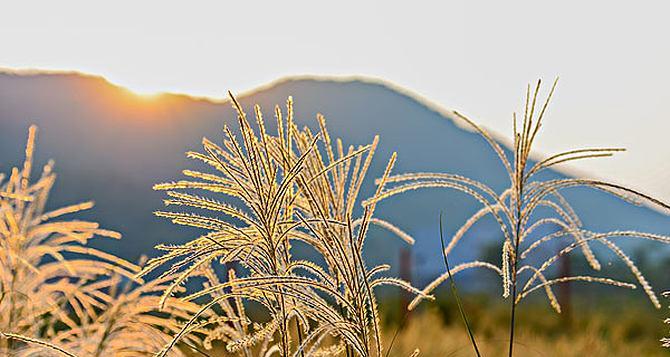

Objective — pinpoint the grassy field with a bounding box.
[188,299,668,356]
[380,292,668,357]
[3,88,669,356]
[385,308,666,356]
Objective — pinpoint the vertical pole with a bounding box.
[558,254,572,325]
[399,248,412,319]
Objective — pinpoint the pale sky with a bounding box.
[1,1,670,201]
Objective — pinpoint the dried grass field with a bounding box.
[1,82,668,356]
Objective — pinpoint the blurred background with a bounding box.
[1,1,669,355]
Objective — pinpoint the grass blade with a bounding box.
[440,212,481,357]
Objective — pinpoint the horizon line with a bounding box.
[0,66,638,198]
[0,65,494,143]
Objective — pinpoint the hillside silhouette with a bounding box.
[1,70,668,283]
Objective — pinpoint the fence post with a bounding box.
[399,247,413,319]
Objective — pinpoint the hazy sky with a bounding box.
[2,1,670,201]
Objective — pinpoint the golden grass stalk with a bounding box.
[142,94,425,356]
[35,273,204,357]
[1,126,192,356]
[362,79,670,356]
[0,126,131,343]
[0,332,77,357]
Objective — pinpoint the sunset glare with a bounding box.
[2,0,670,201]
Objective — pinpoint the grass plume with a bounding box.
[141,94,426,356]
[363,79,670,356]
[1,81,668,355]
[0,126,196,356]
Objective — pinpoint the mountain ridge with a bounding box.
[1,69,668,286]
[0,68,627,186]
[0,68,509,148]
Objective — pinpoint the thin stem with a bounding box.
[384,307,411,357]
[508,177,524,357]
[7,267,16,351]
[295,318,304,357]
[440,212,481,357]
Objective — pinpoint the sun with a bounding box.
[115,85,165,102]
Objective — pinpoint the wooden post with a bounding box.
[558,254,572,325]
[399,247,412,319]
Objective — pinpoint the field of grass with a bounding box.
[385,307,666,356]
[1,85,669,356]
[188,296,668,356]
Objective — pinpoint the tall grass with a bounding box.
[383,305,668,356]
[362,79,670,356]
[0,126,202,356]
[140,93,426,356]
[438,212,480,356]
[1,81,669,356]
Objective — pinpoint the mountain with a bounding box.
[1,70,668,284]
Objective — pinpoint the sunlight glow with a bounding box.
[126,88,163,100]
[1,0,670,201]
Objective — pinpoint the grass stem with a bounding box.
[440,212,481,357]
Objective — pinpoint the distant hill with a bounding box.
[1,70,668,285]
